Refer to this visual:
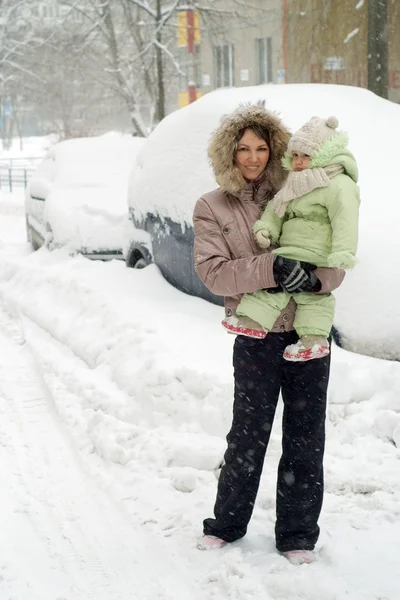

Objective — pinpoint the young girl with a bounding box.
[222,115,360,362]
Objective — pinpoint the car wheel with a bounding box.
[126,244,153,269]
[25,217,41,250]
[25,217,33,244]
[331,325,342,348]
[44,224,54,249]
[134,257,149,269]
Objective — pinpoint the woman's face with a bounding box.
[235,129,270,180]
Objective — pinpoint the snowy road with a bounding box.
[1,191,400,600]
[0,305,193,600]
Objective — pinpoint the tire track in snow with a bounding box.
[0,305,195,600]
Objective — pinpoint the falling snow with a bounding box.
[344,28,360,44]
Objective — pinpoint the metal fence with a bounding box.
[0,157,43,193]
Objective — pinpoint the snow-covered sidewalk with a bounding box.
[0,305,198,600]
[0,193,400,599]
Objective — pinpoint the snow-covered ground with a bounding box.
[0,180,400,599]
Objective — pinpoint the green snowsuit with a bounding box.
[236,134,360,337]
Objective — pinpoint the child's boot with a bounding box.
[283,335,329,361]
[221,315,267,339]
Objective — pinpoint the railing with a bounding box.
[0,157,43,193]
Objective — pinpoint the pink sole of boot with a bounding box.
[221,319,267,339]
[283,345,330,362]
[197,535,228,551]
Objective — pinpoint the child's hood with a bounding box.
[282,131,358,184]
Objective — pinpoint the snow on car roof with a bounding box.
[128,83,399,227]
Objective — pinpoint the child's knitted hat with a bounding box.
[288,116,340,157]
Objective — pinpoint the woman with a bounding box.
[193,102,345,565]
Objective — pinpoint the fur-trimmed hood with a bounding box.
[208,102,291,195]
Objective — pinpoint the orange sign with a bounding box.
[177,10,200,47]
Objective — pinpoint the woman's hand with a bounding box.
[273,256,319,293]
[255,229,271,249]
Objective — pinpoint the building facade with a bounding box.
[285,0,400,103]
[176,0,399,110]
[174,0,284,110]
[199,0,284,94]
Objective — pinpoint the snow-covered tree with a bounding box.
[0,0,41,147]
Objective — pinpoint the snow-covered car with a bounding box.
[126,83,400,361]
[25,133,145,260]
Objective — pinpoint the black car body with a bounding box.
[126,208,223,307]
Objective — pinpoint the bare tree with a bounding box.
[2,0,273,140]
[0,0,41,147]
[57,0,259,135]
[59,0,188,134]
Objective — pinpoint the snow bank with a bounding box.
[1,247,399,461]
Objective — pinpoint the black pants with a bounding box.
[203,330,330,552]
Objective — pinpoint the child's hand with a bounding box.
[255,230,271,249]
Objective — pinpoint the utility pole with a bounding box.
[155,0,165,122]
[281,0,288,83]
[177,6,199,107]
[186,8,197,104]
[368,0,388,98]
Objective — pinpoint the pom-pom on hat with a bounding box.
[288,116,340,157]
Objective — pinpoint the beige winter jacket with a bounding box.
[193,103,345,333]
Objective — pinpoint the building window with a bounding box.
[257,37,272,84]
[214,44,235,88]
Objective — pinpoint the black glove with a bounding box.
[273,256,319,293]
[302,261,321,292]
